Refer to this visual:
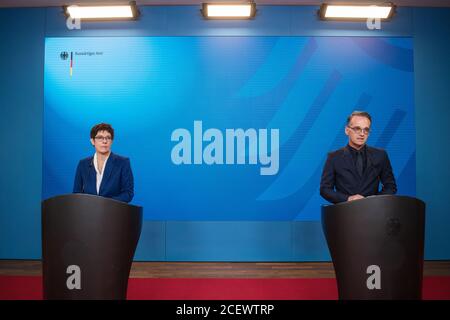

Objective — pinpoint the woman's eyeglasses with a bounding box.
[94,136,112,142]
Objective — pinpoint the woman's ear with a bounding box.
[90,138,95,146]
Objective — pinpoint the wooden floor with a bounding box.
[1,260,450,278]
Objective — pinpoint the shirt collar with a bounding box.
[348,144,366,152]
[93,152,110,175]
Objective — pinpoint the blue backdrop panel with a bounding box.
[43,36,415,222]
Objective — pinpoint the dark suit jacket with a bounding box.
[320,145,397,204]
[73,152,134,203]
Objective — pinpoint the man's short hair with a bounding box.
[90,123,114,140]
[347,111,372,126]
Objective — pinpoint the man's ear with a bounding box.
[344,126,349,137]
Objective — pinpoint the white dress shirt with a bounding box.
[93,152,110,195]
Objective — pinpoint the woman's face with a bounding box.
[90,130,113,155]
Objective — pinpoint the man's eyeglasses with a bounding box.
[94,136,112,142]
[347,126,370,135]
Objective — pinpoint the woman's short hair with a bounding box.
[90,123,114,140]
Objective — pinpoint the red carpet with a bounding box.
[1,276,449,300]
[127,278,338,300]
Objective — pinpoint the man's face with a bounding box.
[345,116,371,149]
[90,130,113,155]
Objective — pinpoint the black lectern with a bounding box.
[42,194,142,300]
[322,195,425,300]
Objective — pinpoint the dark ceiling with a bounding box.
[1,0,450,8]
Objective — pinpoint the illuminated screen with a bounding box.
[43,36,415,220]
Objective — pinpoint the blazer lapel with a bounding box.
[87,156,96,193]
[99,153,114,195]
[362,147,376,181]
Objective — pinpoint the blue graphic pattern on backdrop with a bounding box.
[43,36,415,220]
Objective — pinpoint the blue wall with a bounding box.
[0,8,45,259]
[0,6,449,260]
[413,8,450,260]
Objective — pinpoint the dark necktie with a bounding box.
[356,150,364,177]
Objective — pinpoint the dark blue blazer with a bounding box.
[320,145,397,204]
[73,152,134,203]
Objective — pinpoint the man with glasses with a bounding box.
[73,123,134,203]
[320,111,397,204]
